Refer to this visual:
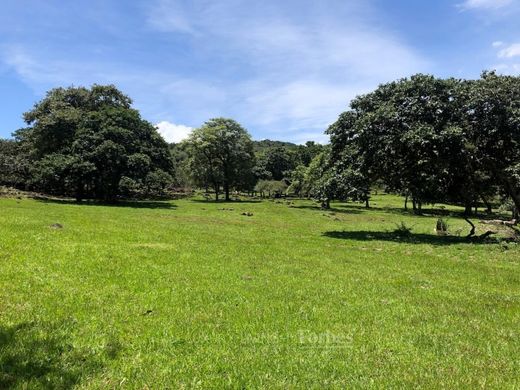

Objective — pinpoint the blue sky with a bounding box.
[1,0,519,143]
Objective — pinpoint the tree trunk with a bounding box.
[511,193,520,220]
[224,182,230,201]
[481,195,492,214]
[502,178,520,220]
[412,198,422,215]
[214,183,219,201]
[75,184,84,202]
[404,195,409,211]
[464,203,473,216]
[464,218,476,238]
[365,198,370,208]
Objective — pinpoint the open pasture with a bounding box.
[0,195,519,388]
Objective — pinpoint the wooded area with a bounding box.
[1,72,519,220]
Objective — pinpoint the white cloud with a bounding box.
[1,46,60,85]
[492,63,520,74]
[0,45,132,90]
[460,0,513,10]
[145,0,429,137]
[231,21,428,80]
[156,121,193,143]
[491,41,520,75]
[1,1,430,143]
[492,41,504,47]
[498,43,520,58]
[240,80,368,131]
[147,0,194,33]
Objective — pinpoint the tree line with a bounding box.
[170,127,325,201]
[1,86,174,201]
[0,71,519,219]
[322,71,519,218]
[0,85,324,201]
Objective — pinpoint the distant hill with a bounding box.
[252,139,298,153]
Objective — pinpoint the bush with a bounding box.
[254,180,287,198]
[436,218,449,236]
[145,170,173,197]
[118,176,141,197]
[393,222,413,237]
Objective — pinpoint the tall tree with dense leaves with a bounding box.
[295,141,325,166]
[465,72,520,218]
[326,111,372,207]
[0,138,31,189]
[263,146,295,181]
[328,75,479,214]
[185,118,255,201]
[15,85,174,200]
[300,151,338,208]
[327,72,520,219]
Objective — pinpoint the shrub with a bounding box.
[393,222,413,237]
[436,218,449,236]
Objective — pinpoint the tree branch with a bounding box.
[464,218,476,238]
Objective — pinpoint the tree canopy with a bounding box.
[184,118,255,201]
[327,72,520,217]
[2,72,519,215]
[11,85,174,200]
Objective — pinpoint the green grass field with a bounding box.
[1,194,519,388]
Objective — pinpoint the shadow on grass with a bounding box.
[334,203,507,220]
[190,199,262,204]
[34,197,176,210]
[334,202,436,216]
[291,204,363,215]
[323,230,496,246]
[0,321,113,388]
[294,201,413,216]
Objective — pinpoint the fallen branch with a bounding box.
[479,219,517,227]
[475,230,496,240]
[476,219,520,242]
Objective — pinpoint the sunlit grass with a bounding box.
[0,194,519,388]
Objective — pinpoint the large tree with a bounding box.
[262,146,295,181]
[327,74,492,214]
[295,141,325,166]
[464,72,520,218]
[185,118,255,201]
[0,138,31,189]
[15,85,174,200]
[326,72,520,219]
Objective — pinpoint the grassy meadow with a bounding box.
[0,194,519,388]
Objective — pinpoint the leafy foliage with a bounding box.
[327,73,520,215]
[11,85,174,200]
[254,180,288,198]
[184,118,255,200]
[0,139,31,188]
